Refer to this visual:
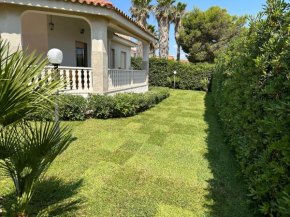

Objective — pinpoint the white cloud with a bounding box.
[173,45,178,49]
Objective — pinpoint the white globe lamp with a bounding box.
[47,48,63,68]
[173,71,177,89]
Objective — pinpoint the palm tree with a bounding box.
[130,0,153,56]
[147,24,158,57]
[0,39,72,216]
[172,2,187,61]
[153,0,176,59]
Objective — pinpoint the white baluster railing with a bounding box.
[108,69,147,90]
[42,66,93,93]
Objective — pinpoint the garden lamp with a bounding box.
[173,71,177,89]
[47,48,63,69]
[47,48,63,136]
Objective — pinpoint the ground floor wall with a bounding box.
[21,12,91,67]
[0,3,149,94]
[109,40,132,70]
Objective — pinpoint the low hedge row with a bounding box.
[131,57,214,90]
[31,87,170,121]
[212,1,290,215]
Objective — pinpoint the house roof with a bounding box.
[65,0,156,39]
[114,33,138,46]
[69,0,113,8]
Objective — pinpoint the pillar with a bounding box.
[89,17,109,93]
[142,41,150,84]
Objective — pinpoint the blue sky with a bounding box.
[113,0,267,60]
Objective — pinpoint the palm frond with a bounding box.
[0,121,72,214]
[0,38,62,127]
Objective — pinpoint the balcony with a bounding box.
[41,67,147,95]
[108,69,147,91]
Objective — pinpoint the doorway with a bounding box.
[76,41,88,67]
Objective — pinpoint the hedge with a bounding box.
[212,0,290,215]
[131,57,214,91]
[88,87,169,119]
[29,87,170,121]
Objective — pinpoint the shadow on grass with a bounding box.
[203,93,256,217]
[2,177,83,217]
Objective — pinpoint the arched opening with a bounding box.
[21,11,92,67]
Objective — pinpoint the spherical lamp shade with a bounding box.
[173,71,177,75]
[47,49,63,65]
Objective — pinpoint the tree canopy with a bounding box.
[178,6,247,63]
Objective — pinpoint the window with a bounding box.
[110,49,115,69]
[76,41,87,67]
[121,51,126,69]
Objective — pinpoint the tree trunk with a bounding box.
[158,16,170,58]
[149,43,155,57]
[175,20,181,61]
[177,44,181,61]
[137,17,147,57]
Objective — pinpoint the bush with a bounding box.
[58,95,88,121]
[27,95,88,121]
[88,87,170,119]
[212,0,290,215]
[131,57,214,90]
[30,88,170,121]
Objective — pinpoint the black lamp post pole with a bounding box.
[174,74,176,89]
[54,64,60,136]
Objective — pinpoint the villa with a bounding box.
[0,0,155,95]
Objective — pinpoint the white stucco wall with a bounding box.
[47,15,91,67]
[109,40,131,70]
[0,2,149,94]
[21,12,49,56]
[21,12,92,66]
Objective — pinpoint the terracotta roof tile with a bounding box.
[65,0,156,39]
[69,0,113,8]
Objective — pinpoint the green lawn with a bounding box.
[1,90,253,216]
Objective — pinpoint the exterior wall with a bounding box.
[0,2,150,94]
[21,12,91,66]
[106,85,149,95]
[63,84,148,97]
[0,3,22,53]
[109,40,131,70]
[47,15,91,67]
[21,12,49,56]
[0,0,155,42]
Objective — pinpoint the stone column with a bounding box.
[89,17,109,94]
[142,41,150,84]
[0,4,23,53]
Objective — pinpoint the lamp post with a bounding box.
[173,71,177,89]
[47,48,63,135]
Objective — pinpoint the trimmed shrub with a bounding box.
[28,88,170,121]
[58,95,88,121]
[30,88,169,121]
[212,0,290,215]
[28,95,88,121]
[131,57,214,90]
[88,87,170,119]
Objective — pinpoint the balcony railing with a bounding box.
[108,69,147,90]
[43,66,93,93]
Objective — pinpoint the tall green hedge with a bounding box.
[131,57,214,90]
[212,0,290,215]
